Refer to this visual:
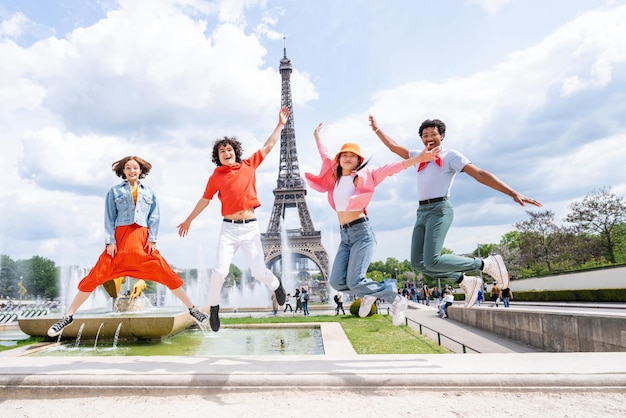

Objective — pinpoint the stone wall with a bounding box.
[449,307,626,352]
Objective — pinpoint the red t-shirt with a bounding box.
[203,150,265,216]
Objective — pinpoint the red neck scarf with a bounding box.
[417,156,442,172]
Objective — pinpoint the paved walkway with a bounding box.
[3,270,626,416]
[401,301,541,353]
[2,303,626,417]
[2,302,625,396]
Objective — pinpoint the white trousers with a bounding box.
[207,221,279,306]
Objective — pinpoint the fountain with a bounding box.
[17,220,328,343]
[18,265,201,341]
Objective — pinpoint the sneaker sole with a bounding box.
[47,329,62,338]
[391,300,408,326]
[358,297,376,317]
[464,277,483,308]
[392,313,405,326]
[493,255,510,288]
[274,283,286,306]
[209,307,220,332]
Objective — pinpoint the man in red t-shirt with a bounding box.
[178,107,290,332]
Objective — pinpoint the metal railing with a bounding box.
[383,307,480,354]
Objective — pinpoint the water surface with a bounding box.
[29,327,324,356]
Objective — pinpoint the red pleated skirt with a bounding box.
[78,224,184,292]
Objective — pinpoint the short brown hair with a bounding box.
[111,156,152,179]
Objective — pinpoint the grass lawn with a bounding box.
[0,336,45,353]
[0,313,450,355]
[222,313,450,354]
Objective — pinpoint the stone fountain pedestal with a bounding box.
[17,302,206,342]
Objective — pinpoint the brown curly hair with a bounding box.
[212,136,243,166]
[111,156,152,179]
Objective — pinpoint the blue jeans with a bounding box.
[330,220,397,302]
[503,297,510,308]
[411,200,482,280]
[302,301,310,315]
[440,301,452,316]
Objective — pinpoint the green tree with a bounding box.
[15,256,58,298]
[366,270,383,282]
[368,260,386,275]
[229,264,242,285]
[614,223,626,264]
[0,255,20,298]
[470,243,498,258]
[500,231,521,250]
[564,188,626,264]
[515,210,562,273]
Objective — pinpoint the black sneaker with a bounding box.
[209,305,220,332]
[47,315,73,337]
[189,306,208,325]
[274,281,286,305]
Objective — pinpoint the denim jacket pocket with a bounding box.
[114,195,132,213]
[137,194,153,216]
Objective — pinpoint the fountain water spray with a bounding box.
[93,323,104,349]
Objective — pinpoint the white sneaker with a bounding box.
[482,254,509,288]
[459,276,483,308]
[390,296,408,326]
[358,296,377,317]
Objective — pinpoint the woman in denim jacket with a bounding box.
[47,156,208,337]
[305,123,439,326]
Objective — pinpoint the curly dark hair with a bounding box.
[212,136,243,166]
[111,156,152,179]
[419,119,447,138]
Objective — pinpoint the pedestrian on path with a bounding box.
[271,293,279,315]
[334,292,346,315]
[501,287,513,308]
[431,287,441,311]
[302,288,310,316]
[370,115,542,307]
[284,293,293,312]
[491,282,501,307]
[476,289,484,306]
[439,290,454,318]
[294,288,303,313]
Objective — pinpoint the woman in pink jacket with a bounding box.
[305,123,439,326]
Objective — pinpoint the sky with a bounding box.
[1,0,625,275]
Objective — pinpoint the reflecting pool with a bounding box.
[28,327,324,357]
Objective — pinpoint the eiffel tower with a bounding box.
[261,42,329,281]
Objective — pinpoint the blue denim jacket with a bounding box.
[104,181,159,245]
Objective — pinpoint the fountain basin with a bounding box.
[24,326,325,357]
[17,308,200,341]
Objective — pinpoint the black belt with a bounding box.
[419,196,448,205]
[341,216,368,229]
[223,218,257,224]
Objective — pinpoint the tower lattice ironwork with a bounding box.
[261,43,329,280]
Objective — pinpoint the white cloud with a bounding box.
[0,11,29,37]
[1,0,625,271]
[466,0,512,15]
